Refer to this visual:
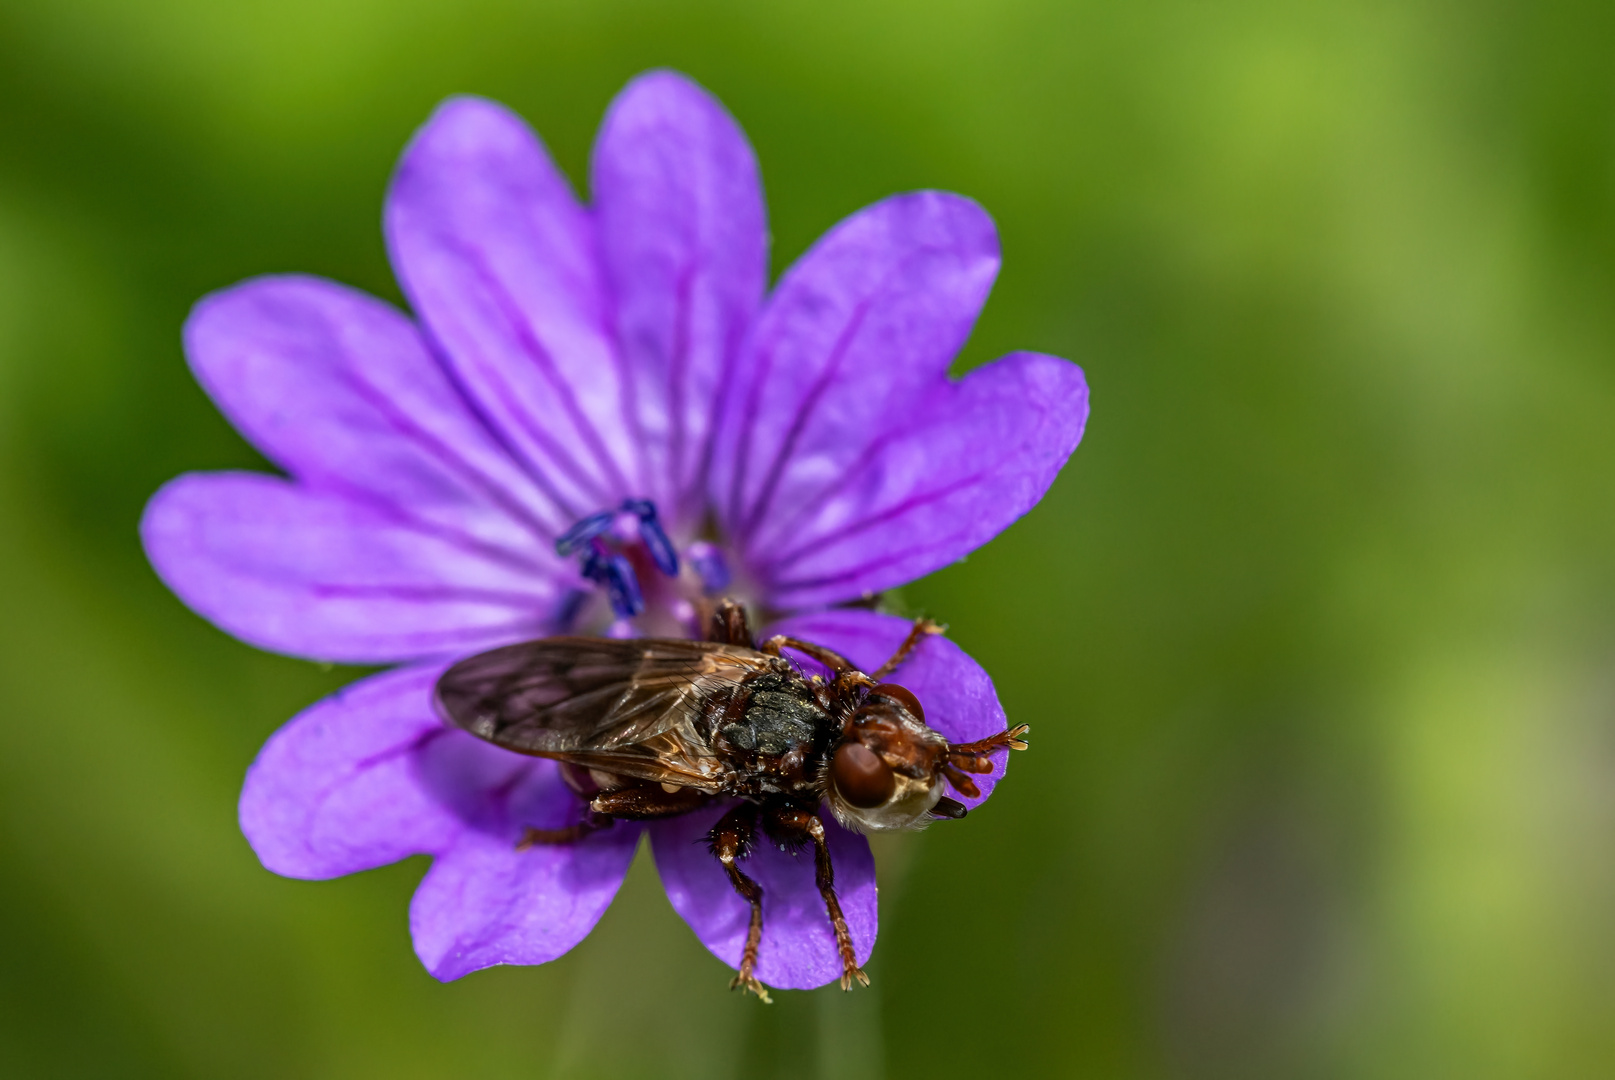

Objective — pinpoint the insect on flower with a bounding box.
[436,599,1028,997]
[140,68,1089,995]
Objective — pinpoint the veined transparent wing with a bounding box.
[434,637,784,791]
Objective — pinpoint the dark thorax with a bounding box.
[707,670,836,798]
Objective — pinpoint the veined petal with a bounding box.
[241,663,638,981]
[239,664,520,879]
[758,351,1088,608]
[769,609,1011,809]
[386,96,639,515]
[591,70,767,526]
[410,762,642,981]
[141,473,560,664]
[711,191,996,561]
[185,274,572,544]
[650,802,876,991]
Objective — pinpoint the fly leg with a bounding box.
[948,723,1031,759]
[518,812,611,849]
[870,617,945,680]
[707,803,771,1002]
[930,724,1031,804]
[708,599,754,646]
[590,783,710,819]
[520,784,708,849]
[765,804,869,991]
[760,635,859,676]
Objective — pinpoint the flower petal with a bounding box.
[142,472,559,663]
[410,761,642,981]
[650,802,876,991]
[758,351,1088,608]
[385,96,639,516]
[710,191,1087,607]
[185,274,572,544]
[241,661,637,980]
[239,663,515,879]
[769,609,1011,809]
[591,70,767,525]
[712,192,994,550]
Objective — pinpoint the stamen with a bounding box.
[686,540,731,593]
[555,498,685,622]
[623,499,680,577]
[580,538,644,618]
[555,510,616,557]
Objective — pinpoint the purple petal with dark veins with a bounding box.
[184,274,573,545]
[410,762,642,982]
[239,663,640,980]
[769,609,1011,809]
[142,472,558,664]
[240,663,512,879]
[712,191,995,544]
[650,802,876,991]
[709,191,1087,608]
[592,70,767,527]
[758,351,1088,609]
[386,96,639,515]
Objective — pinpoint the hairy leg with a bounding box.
[765,804,868,991]
[707,803,771,1002]
[760,634,857,675]
[518,783,708,849]
[517,819,607,848]
[949,723,1031,760]
[934,723,1031,804]
[871,617,945,680]
[708,599,754,646]
[589,783,711,819]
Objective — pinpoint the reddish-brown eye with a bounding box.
[831,742,896,808]
[869,683,924,723]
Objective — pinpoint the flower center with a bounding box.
[553,499,736,638]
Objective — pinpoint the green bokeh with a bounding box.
[3,0,1614,1076]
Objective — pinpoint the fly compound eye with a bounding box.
[830,742,897,808]
[868,683,924,723]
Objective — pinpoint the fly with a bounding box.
[434,599,1028,1000]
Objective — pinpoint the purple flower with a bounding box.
[141,71,1089,990]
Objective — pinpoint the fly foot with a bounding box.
[730,969,773,1004]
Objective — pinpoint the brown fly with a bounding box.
[434,599,1028,999]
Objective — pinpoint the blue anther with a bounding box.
[623,499,680,577]
[554,510,616,557]
[686,540,731,593]
[601,553,644,617]
[581,539,643,618]
[558,500,678,620]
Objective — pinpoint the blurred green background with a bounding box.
[3,0,1615,1076]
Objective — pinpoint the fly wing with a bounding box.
[434,637,780,792]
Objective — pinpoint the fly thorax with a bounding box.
[726,683,829,757]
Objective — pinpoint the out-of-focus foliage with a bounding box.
[2,0,1614,1076]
